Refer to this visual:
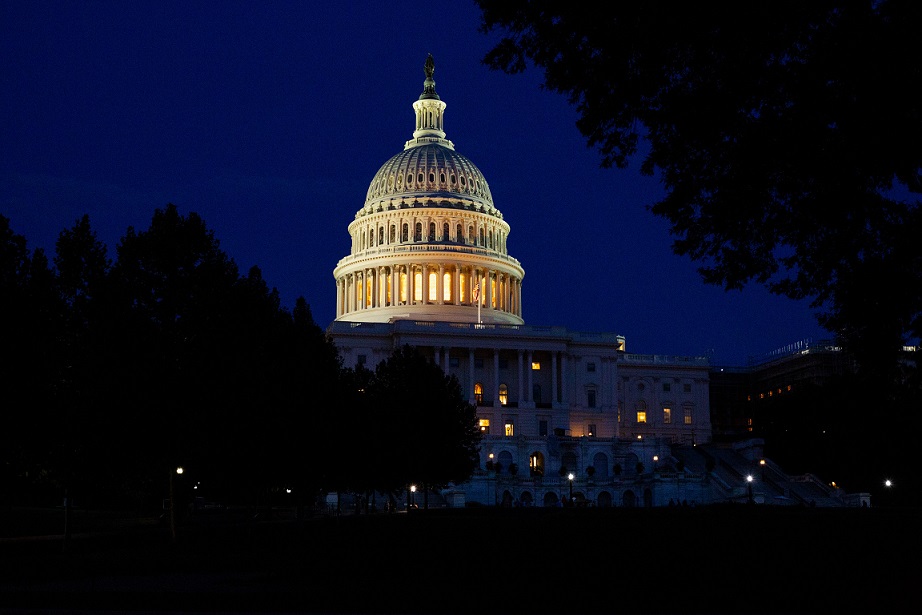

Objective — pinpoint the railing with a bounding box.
[335,242,523,269]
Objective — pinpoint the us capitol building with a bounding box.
[327,56,864,509]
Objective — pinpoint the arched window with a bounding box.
[562,451,578,475]
[456,224,463,242]
[378,227,384,245]
[401,223,409,242]
[468,226,475,244]
[389,225,396,243]
[529,451,545,477]
[474,383,483,406]
[443,222,449,241]
[414,222,422,242]
[592,453,609,479]
[428,222,436,241]
[479,228,485,246]
[499,383,508,406]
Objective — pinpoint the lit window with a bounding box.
[474,383,483,406]
[478,418,490,434]
[663,407,672,424]
[505,421,514,437]
[637,411,647,423]
[499,383,509,406]
[684,407,693,425]
[531,362,541,370]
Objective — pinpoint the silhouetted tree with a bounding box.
[356,345,481,506]
[476,1,922,386]
[0,216,62,504]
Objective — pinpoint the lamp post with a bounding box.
[568,472,574,504]
[170,466,184,540]
[409,484,417,511]
[746,474,754,504]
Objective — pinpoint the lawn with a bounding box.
[0,504,915,614]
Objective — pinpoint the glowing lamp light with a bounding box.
[175,467,183,475]
[746,474,754,483]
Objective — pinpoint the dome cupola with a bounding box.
[333,55,525,325]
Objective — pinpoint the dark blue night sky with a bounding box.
[1,0,829,365]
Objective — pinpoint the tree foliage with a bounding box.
[1,206,343,510]
[476,1,922,385]
[339,345,481,501]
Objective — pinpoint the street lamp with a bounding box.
[409,484,417,510]
[746,474,754,504]
[568,472,574,504]
[170,466,184,540]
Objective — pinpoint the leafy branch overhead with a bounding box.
[476,1,922,383]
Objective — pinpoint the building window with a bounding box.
[663,382,671,392]
[478,418,490,434]
[449,357,459,368]
[587,424,596,437]
[533,384,542,403]
[499,383,509,406]
[428,222,436,241]
[637,411,647,424]
[587,362,596,373]
[357,354,367,366]
[475,358,484,368]
[443,222,449,240]
[539,420,548,437]
[531,361,541,370]
[684,383,692,393]
[504,420,514,437]
[474,383,483,406]
[587,389,597,408]
[401,223,408,242]
[529,452,545,477]
[684,406,693,425]
[663,407,672,424]
[414,222,422,241]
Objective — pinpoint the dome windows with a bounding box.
[417,172,424,184]
[428,172,435,183]
[407,173,413,185]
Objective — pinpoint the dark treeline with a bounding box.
[1,204,480,513]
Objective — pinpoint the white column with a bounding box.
[518,350,525,403]
[437,264,445,304]
[526,350,533,403]
[422,264,429,304]
[561,353,569,405]
[493,349,500,406]
[552,351,558,406]
[469,348,476,405]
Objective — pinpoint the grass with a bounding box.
[0,504,916,614]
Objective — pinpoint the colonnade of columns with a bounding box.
[336,262,522,319]
[424,346,570,408]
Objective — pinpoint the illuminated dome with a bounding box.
[333,55,524,325]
